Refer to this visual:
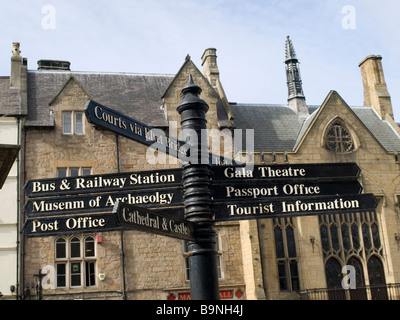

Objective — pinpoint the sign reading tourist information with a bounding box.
[113,201,194,241]
[24,168,182,198]
[213,193,377,221]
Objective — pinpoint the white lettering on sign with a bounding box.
[121,208,190,236]
[32,199,85,212]
[30,216,106,234]
[258,166,306,178]
[282,198,360,213]
[129,173,176,186]
[66,216,106,229]
[32,181,56,193]
[225,185,279,199]
[223,183,321,200]
[105,192,174,206]
[94,105,128,130]
[222,166,307,179]
[32,220,59,233]
[227,203,275,216]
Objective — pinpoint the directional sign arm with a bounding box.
[113,201,195,241]
[213,193,377,222]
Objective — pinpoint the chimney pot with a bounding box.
[37,60,71,71]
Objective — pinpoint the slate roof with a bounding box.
[4,68,400,153]
[25,70,175,127]
[352,107,400,152]
[231,103,400,153]
[229,103,305,151]
[0,77,23,116]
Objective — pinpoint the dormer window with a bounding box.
[325,119,354,153]
[63,111,84,135]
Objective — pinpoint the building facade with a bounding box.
[0,43,24,299]
[1,38,400,300]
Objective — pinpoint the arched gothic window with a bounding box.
[319,211,386,300]
[324,119,354,153]
[273,217,300,292]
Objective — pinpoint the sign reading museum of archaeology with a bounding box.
[24,187,183,217]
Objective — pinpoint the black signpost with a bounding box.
[22,75,379,301]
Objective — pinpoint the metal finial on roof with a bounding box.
[285,36,297,62]
[284,36,306,107]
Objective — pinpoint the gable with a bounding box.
[49,76,92,107]
[161,56,221,129]
[25,70,174,127]
[293,90,400,154]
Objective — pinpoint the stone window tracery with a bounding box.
[325,120,354,153]
[319,211,387,299]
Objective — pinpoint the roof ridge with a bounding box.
[27,70,175,77]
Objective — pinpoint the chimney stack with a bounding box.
[10,42,22,88]
[201,48,219,88]
[201,48,234,125]
[359,55,393,119]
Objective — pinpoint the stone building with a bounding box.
[0,42,24,299]
[1,37,400,300]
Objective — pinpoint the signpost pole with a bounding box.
[177,75,219,300]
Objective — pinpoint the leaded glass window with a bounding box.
[325,120,354,153]
[273,217,300,292]
[319,211,386,299]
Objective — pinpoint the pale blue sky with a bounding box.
[1,0,399,120]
